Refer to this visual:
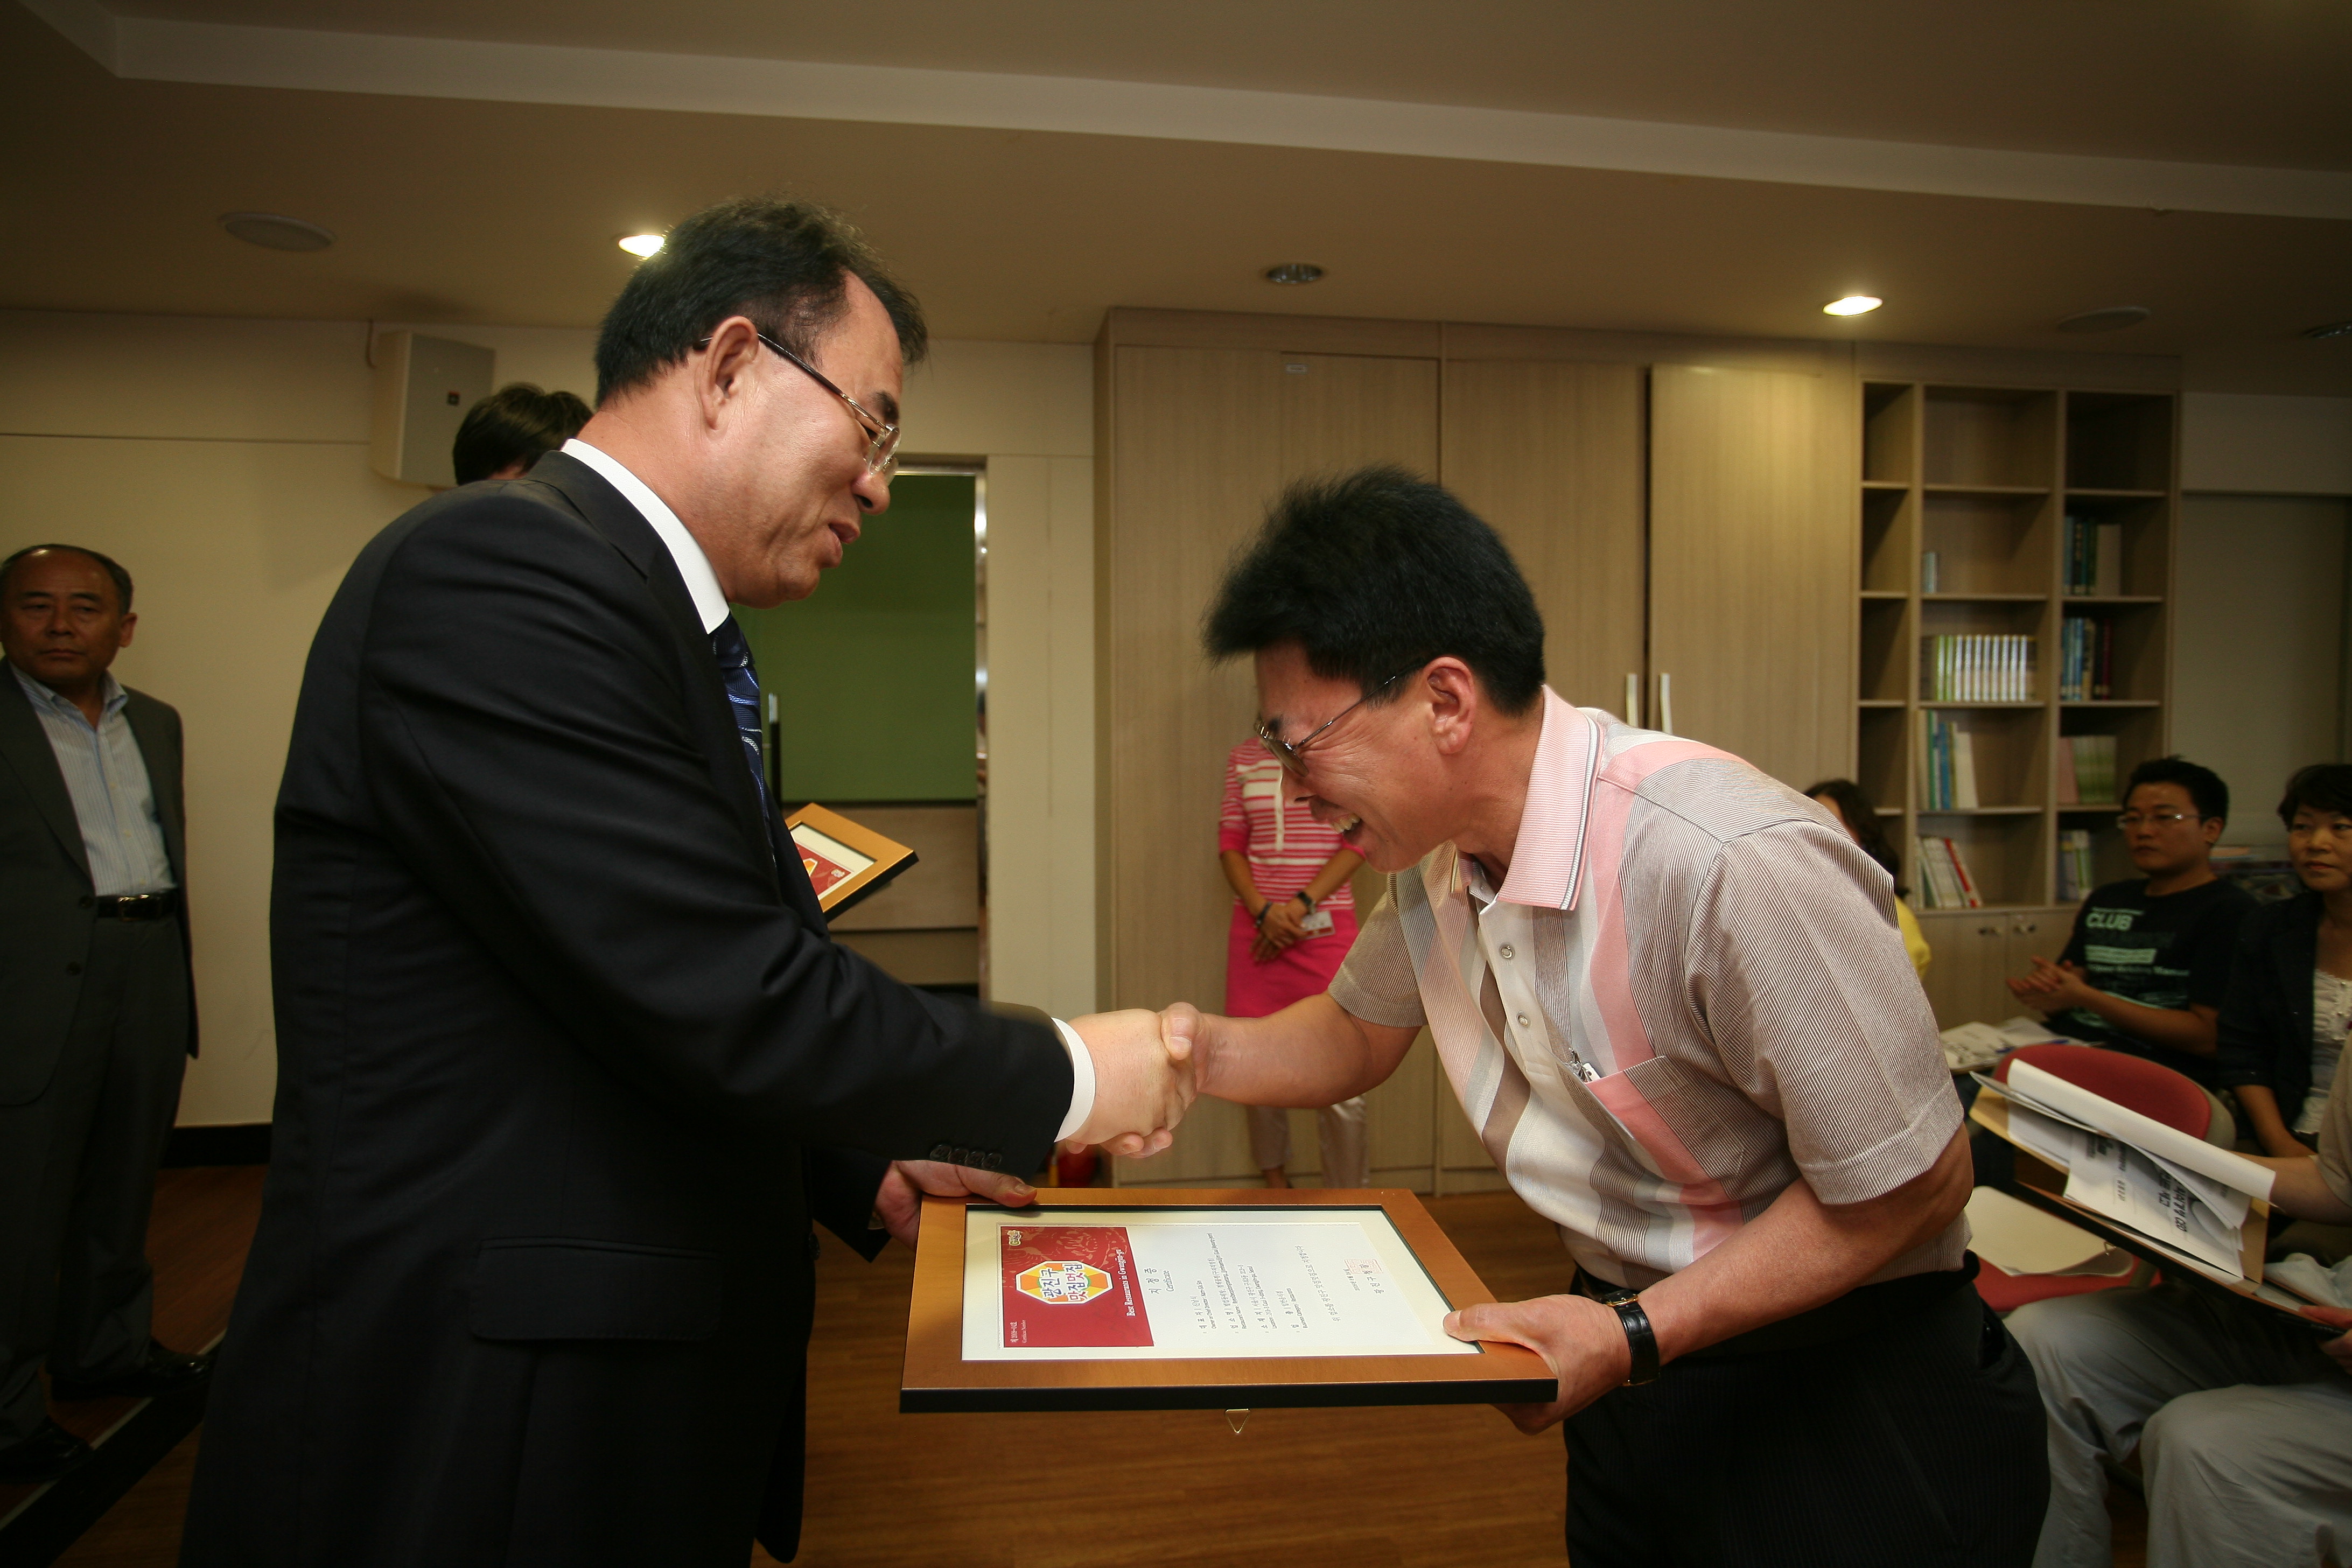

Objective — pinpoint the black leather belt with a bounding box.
[1575,1255,1977,1362]
[91,889,179,921]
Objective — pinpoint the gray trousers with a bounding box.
[2009,1284,2352,1568]
[1246,1099,1369,1188]
[0,915,190,1443]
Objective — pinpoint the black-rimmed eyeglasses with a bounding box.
[1256,669,1412,777]
[695,330,900,479]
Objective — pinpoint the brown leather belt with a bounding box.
[92,889,180,921]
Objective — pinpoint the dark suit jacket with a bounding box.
[2215,891,2322,1129]
[0,661,194,1105]
[180,453,1070,1567]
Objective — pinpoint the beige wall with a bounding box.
[0,309,1096,1125]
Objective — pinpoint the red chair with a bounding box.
[1973,1045,2214,1313]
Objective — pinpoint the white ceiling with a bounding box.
[6,0,2349,392]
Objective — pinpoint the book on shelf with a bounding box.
[2057,828,2095,903]
[2063,734,2118,804]
[1915,711,1982,811]
[2063,516,2125,597]
[1921,634,2036,702]
[1914,834,1985,910]
[2061,616,2119,701]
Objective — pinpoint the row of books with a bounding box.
[1921,635,2036,702]
[2056,828,2096,903]
[2055,733,2118,804]
[2063,516,2125,597]
[1917,711,1980,810]
[2057,616,2118,701]
[1913,835,1985,909]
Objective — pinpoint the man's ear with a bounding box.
[696,316,766,430]
[115,611,137,649]
[1422,658,1480,757]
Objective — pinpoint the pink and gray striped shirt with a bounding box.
[1329,689,1965,1288]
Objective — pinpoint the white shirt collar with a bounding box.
[560,438,730,633]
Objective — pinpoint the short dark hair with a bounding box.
[452,383,591,485]
[1802,777,1907,897]
[2125,755,2228,823]
[2278,763,2352,828]
[592,196,927,405]
[0,543,133,613]
[1203,467,1546,716]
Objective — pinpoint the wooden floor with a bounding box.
[40,1177,2148,1567]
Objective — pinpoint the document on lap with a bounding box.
[962,1207,1478,1362]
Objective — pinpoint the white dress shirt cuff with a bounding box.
[1052,1017,1096,1143]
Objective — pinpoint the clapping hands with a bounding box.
[2006,956,2096,1010]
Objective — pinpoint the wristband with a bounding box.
[1294,891,1317,914]
[1252,902,1272,929]
[1604,1294,1660,1385]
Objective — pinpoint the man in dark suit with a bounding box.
[0,544,209,1483]
[179,198,1193,1566]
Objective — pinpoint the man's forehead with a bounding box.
[6,554,110,596]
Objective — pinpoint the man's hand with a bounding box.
[2007,956,2094,1009]
[1443,1293,1632,1433]
[2300,1304,2352,1371]
[1067,1008,1196,1159]
[874,1160,1037,1248]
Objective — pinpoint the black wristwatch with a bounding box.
[1294,891,1317,914]
[1599,1292,1660,1385]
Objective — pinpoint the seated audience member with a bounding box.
[1807,776,1931,978]
[2008,756,2256,1089]
[2218,763,2352,1158]
[2008,1073,2352,1568]
[450,382,591,484]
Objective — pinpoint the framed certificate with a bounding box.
[902,1189,1557,1412]
[784,803,918,919]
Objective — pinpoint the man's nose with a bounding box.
[1279,767,1310,808]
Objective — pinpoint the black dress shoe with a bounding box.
[50,1341,212,1402]
[0,1419,93,1483]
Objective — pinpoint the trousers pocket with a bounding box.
[470,1238,723,1342]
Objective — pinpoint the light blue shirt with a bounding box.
[11,663,176,897]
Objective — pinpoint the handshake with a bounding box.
[1061,1004,1216,1160]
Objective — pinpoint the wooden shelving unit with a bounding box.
[1857,379,2178,1023]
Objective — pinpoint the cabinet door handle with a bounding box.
[1624,673,1641,727]
[1657,672,1675,736]
[1977,925,2000,937]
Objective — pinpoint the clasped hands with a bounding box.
[2006,955,2098,1011]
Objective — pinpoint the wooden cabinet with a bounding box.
[1649,365,1858,789]
[1917,906,2071,1030]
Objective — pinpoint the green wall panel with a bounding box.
[734,473,977,803]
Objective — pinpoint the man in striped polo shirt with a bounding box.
[1172,468,2047,1567]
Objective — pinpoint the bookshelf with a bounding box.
[1857,379,2176,1023]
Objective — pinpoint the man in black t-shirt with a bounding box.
[2009,757,2257,1089]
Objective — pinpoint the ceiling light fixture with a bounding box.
[2057,305,2152,333]
[1263,263,1324,285]
[618,233,665,257]
[1822,296,1882,317]
[219,212,335,252]
[2304,320,2352,341]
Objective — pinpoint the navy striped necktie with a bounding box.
[707,615,774,831]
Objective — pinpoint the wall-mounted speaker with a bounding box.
[370,331,495,487]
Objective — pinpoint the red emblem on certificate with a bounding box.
[999,1226,1152,1348]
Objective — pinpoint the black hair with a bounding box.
[1802,777,1907,897]
[0,543,133,613]
[1202,467,1546,716]
[592,196,926,405]
[452,383,592,485]
[2277,763,2352,828]
[2125,755,2228,824]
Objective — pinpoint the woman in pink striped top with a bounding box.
[1217,739,1367,1188]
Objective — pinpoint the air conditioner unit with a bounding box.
[370,331,495,487]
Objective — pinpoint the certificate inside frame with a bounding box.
[783,802,916,917]
[902,1189,1556,1412]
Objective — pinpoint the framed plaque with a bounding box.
[902,1189,1556,1412]
[784,803,918,919]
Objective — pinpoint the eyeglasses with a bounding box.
[2115,811,2196,829]
[1256,669,1412,777]
[695,330,900,479]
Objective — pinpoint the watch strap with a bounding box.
[1605,1294,1660,1385]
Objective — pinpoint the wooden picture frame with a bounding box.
[902,1188,1556,1413]
[785,802,918,919]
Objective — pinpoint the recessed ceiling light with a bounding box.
[1823,296,1882,317]
[2305,320,2352,341]
[219,212,335,252]
[1264,263,1324,285]
[618,233,665,258]
[2057,305,2151,333]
